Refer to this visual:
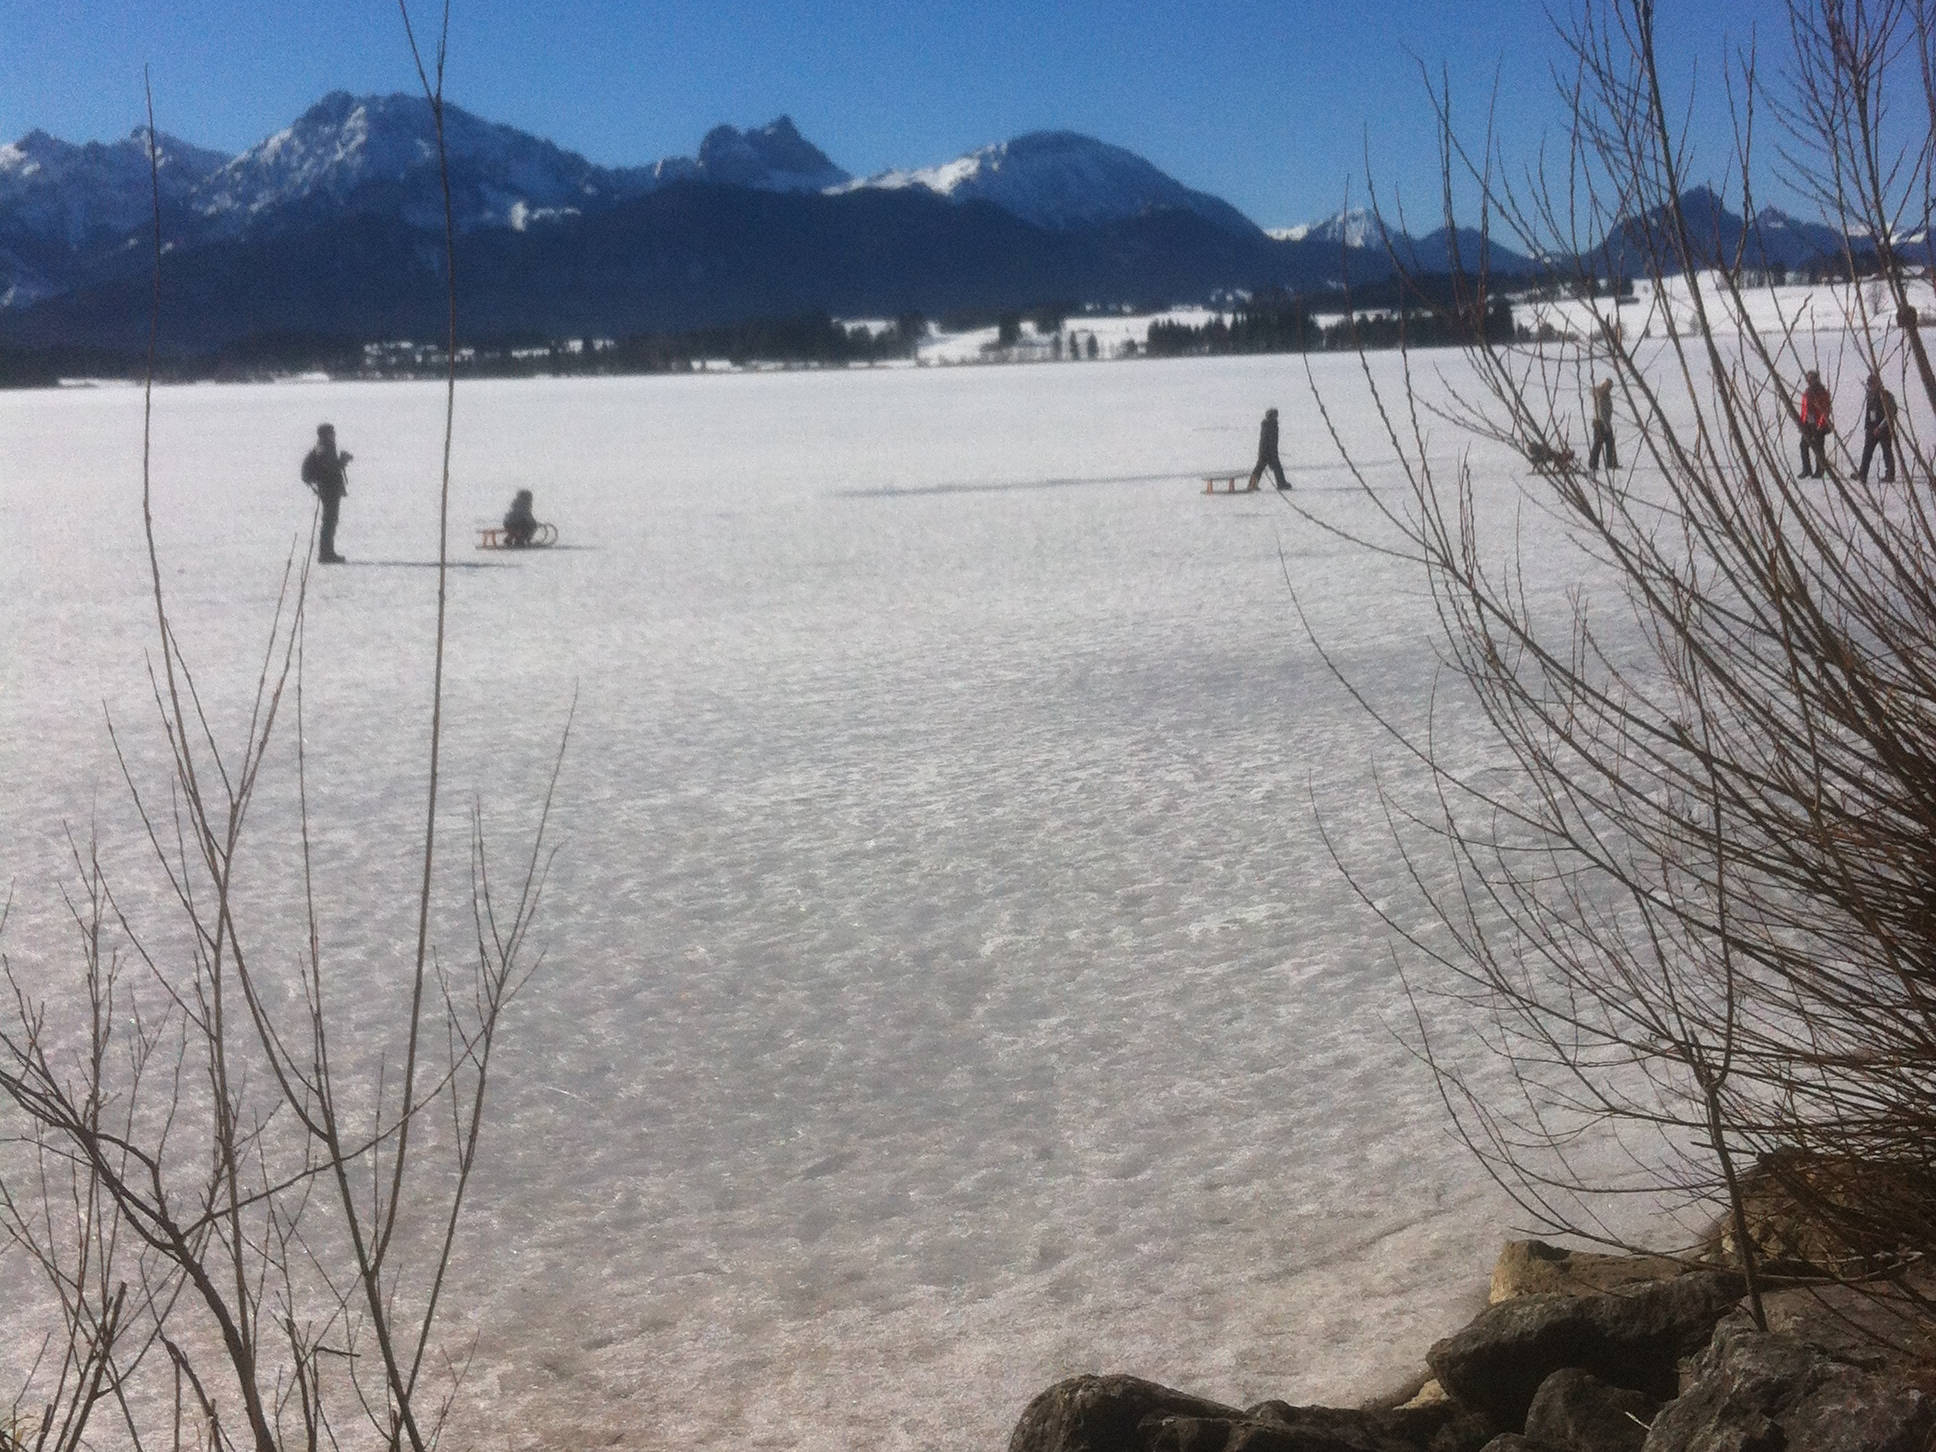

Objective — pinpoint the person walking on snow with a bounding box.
[1588,378,1619,471]
[300,422,352,563]
[1797,371,1834,479]
[1249,407,1289,491]
[1859,371,1899,484]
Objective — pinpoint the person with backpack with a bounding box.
[1859,371,1899,484]
[300,422,352,563]
[1797,371,1834,479]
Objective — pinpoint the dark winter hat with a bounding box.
[317,422,335,437]
[1266,407,1278,417]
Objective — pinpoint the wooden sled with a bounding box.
[1204,474,1257,494]
[477,522,559,550]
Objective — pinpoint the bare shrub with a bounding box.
[0,13,566,1450]
[1317,0,1936,1331]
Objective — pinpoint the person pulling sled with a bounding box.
[1249,407,1289,491]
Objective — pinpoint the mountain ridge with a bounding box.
[0,97,1871,355]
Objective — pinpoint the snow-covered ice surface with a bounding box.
[1522,269,1936,356]
[1,354,1672,1449]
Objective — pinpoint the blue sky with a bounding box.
[3,0,1797,230]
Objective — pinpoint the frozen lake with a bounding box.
[1,354,1546,1450]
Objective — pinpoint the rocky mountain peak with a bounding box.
[696,117,850,192]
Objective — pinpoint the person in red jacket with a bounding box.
[1797,371,1834,479]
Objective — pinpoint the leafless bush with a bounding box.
[1317,0,1936,1329]
[0,11,566,1450]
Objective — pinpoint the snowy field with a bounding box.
[1522,269,1936,358]
[0,352,1697,1450]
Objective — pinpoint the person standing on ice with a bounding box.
[1859,371,1899,484]
[1249,406,1289,490]
[1587,378,1619,472]
[1797,371,1834,479]
[300,422,352,564]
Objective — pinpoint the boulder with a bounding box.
[1008,1376,1246,1452]
[1427,1272,1743,1431]
[1757,1276,1936,1393]
[1640,1314,1936,1452]
[1479,1439,1559,1452]
[1008,1375,1492,1452]
[1702,1150,1936,1277]
[1522,1368,1657,1451]
[1489,1242,1692,1305]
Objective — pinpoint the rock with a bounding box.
[1244,1401,1298,1425]
[1146,1403,1492,1451]
[1758,1276,1936,1393]
[1641,1314,1936,1451]
[1703,1150,1936,1277]
[1008,1375,1492,1452]
[1356,1372,1443,1412]
[1479,1439,1559,1452]
[1008,1376,1246,1452]
[1489,1242,1692,1304]
[1523,1368,1657,1450]
[1427,1272,1743,1431]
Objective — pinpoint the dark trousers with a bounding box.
[1249,451,1289,489]
[319,492,342,560]
[1859,430,1896,483]
[1588,420,1618,471]
[1800,428,1831,478]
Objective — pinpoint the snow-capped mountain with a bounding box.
[193,100,854,234]
[1271,207,1381,248]
[1750,204,1847,269]
[0,128,227,245]
[194,91,666,234]
[696,117,849,193]
[1270,207,1541,276]
[847,131,1260,237]
[0,102,1284,321]
[0,127,230,306]
[1595,185,1855,273]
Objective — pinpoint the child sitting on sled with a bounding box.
[502,489,539,547]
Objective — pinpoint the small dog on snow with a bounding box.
[1526,440,1577,473]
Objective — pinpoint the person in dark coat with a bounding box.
[299,423,352,563]
[1248,407,1289,490]
[502,488,538,546]
[1859,371,1899,484]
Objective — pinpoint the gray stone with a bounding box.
[1641,1315,1936,1452]
[1523,1368,1657,1450]
[1008,1376,1245,1452]
[1008,1374,1493,1452]
[1490,1242,1694,1305]
[1479,1439,1560,1452]
[1144,1404,1492,1451]
[1428,1272,1743,1431]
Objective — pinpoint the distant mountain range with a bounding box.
[0,95,1865,356]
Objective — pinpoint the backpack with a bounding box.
[301,449,322,486]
